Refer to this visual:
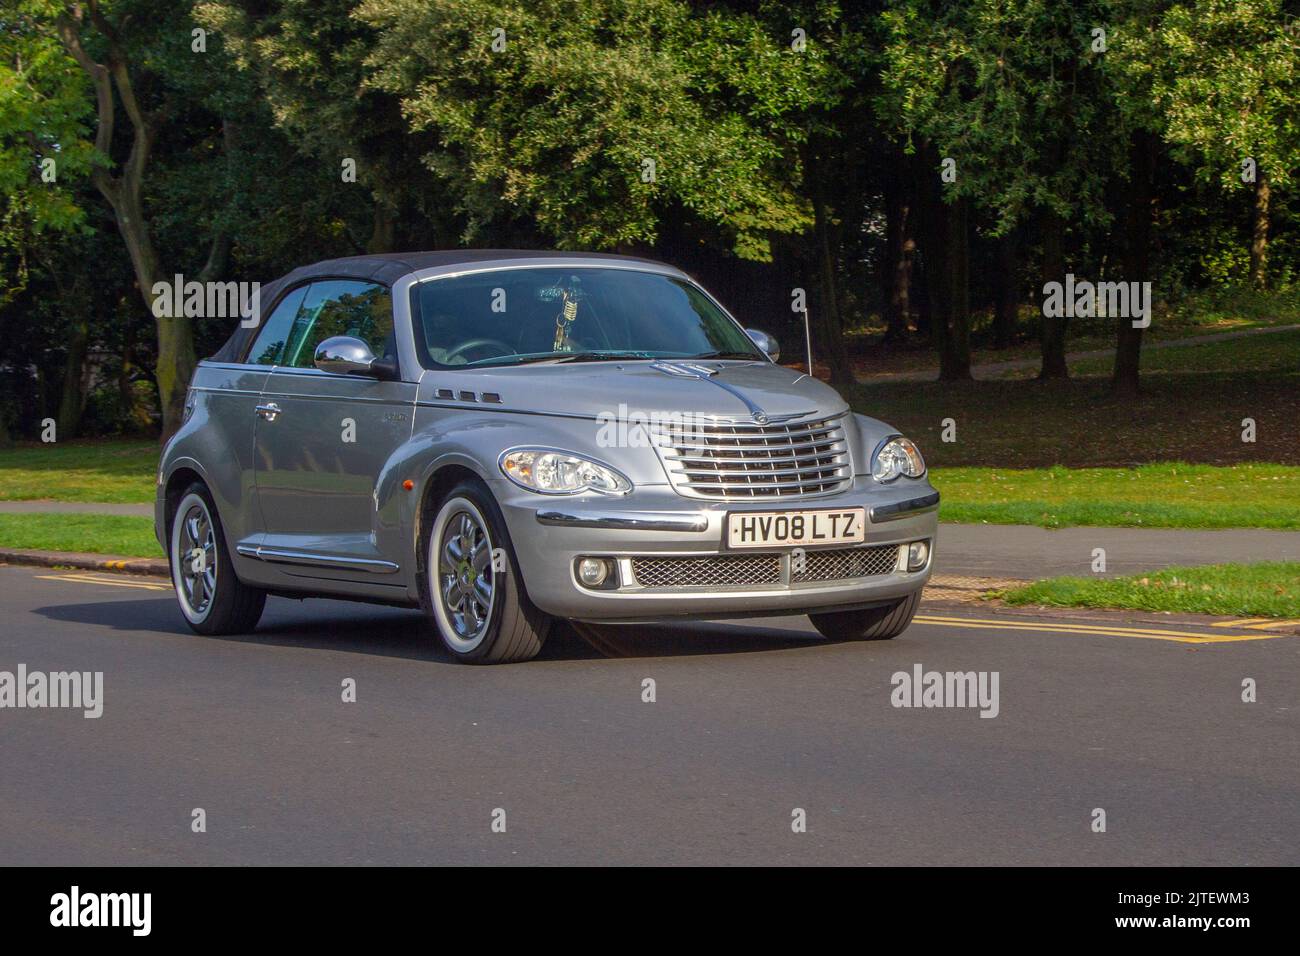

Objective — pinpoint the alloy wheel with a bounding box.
[436,508,495,648]
[175,497,217,620]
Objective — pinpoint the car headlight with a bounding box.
[872,436,926,482]
[499,448,632,495]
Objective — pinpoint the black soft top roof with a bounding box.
[210,249,668,363]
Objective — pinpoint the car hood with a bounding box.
[426,360,850,422]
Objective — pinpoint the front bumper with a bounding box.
[495,476,938,621]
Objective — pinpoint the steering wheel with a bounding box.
[444,338,515,363]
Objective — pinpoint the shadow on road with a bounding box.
[32,593,820,663]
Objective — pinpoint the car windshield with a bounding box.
[410,267,764,368]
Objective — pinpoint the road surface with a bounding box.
[1,565,1296,865]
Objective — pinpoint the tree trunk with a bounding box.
[56,10,198,440]
[368,200,398,254]
[942,197,971,379]
[915,143,971,381]
[57,317,90,438]
[882,162,913,343]
[1038,209,1069,379]
[1111,130,1156,398]
[1250,169,1269,289]
[113,188,195,439]
[912,259,932,339]
[810,175,857,387]
[994,230,1019,349]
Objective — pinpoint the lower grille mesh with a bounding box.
[631,554,782,588]
[792,545,900,582]
[628,545,901,590]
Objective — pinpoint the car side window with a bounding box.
[244,286,309,365]
[281,280,394,369]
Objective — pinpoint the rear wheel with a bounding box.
[809,590,921,641]
[169,483,266,635]
[420,481,551,663]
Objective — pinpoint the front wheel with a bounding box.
[809,590,921,641]
[169,483,266,635]
[420,481,551,663]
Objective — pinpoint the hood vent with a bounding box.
[434,388,503,404]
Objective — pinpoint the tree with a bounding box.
[880,0,1125,380]
[0,4,96,302]
[44,1,212,436]
[196,0,453,253]
[12,0,354,437]
[1140,0,1300,289]
[2,6,100,437]
[356,0,822,262]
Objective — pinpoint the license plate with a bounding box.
[726,508,865,549]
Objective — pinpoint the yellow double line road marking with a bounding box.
[35,572,171,592]
[914,614,1291,644]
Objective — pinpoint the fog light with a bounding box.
[578,557,611,587]
[907,540,930,572]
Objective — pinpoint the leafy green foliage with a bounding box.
[878,0,1123,233]
[1139,0,1300,193]
[358,0,825,259]
[0,3,99,298]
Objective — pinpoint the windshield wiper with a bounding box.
[690,351,761,360]
[549,350,657,364]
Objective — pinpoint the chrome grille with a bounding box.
[652,414,851,499]
[792,545,901,583]
[630,555,782,589]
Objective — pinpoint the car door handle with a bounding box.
[255,402,282,421]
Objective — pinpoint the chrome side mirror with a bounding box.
[745,329,780,362]
[315,336,379,376]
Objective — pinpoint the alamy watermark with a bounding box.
[50,886,150,936]
[1042,274,1151,329]
[151,274,261,328]
[0,664,103,718]
[596,403,735,452]
[891,664,999,718]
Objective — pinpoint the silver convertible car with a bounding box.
[157,251,938,663]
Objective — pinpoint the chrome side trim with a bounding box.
[535,511,709,532]
[869,491,940,522]
[236,544,400,574]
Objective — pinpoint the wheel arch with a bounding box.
[413,461,488,573]
[162,462,209,541]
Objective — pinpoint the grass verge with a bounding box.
[0,514,160,557]
[0,439,157,503]
[999,562,1300,618]
[930,463,1300,529]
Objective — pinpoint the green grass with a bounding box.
[0,513,161,557]
[0,439,158,503]
[931,463,1300,529]
[1000,562,1300,618]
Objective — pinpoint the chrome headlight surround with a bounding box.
[499,447,633,496]
[871,435,926,482]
